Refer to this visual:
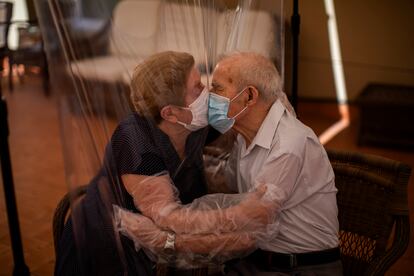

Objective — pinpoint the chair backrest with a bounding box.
[109,0,161,58]
[0,1,13,49]
[109,1,278,65]
[52,185,88,256]
[157,2,208,66]
[216,9,277,59]
[327,149,411,276]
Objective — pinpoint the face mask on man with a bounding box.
[177,87,209,131]
[208,87,248,133]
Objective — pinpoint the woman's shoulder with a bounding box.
[117,113,149,131]
[115,113,154,137]
[111,113,155,150]
[108,114,168,176]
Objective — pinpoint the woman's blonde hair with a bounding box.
[131,51,195,123]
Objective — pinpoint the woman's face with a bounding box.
[159,66,206,126]
[175,66,205,124]
[184,67,205,106]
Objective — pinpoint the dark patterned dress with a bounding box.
[55,113,210,276]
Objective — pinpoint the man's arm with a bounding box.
[122,173,277,234]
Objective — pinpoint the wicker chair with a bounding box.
[327,149,411,276]
[52,185,88,256]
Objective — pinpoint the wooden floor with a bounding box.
[0,75,413,275]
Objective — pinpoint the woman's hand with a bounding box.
[114,205,167,252]
[233,184,279,228]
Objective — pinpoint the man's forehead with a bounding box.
[212,61,235,84]
[216,59,234,72]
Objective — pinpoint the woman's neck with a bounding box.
[158,121,190,160]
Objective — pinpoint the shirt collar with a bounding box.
[247,99,286,151]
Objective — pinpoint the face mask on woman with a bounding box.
[177,87,209,131]
[208,87,248,134]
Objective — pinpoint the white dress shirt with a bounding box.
[226,99,339,253]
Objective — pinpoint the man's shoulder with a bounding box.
[273,114,320,157]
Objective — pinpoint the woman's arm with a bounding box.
[114,205,255,261]
[122,174,278,234]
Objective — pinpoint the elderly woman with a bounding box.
[55,51,274,276]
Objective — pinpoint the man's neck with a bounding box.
[233,102,272,148]
[158,121,190,159]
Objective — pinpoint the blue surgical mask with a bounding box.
[208,87,248,133]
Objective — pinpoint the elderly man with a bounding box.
[208,52,341,275]
[115,52,342,275]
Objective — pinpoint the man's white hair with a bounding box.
[219,51,296,116]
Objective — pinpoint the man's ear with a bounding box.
[247,86,259,106]
[160,105,178,123]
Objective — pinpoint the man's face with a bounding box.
[211,61,248,118]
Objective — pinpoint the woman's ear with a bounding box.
[247,86,259,106]
[160,105,178,123]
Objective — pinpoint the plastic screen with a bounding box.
[35,0,286,274]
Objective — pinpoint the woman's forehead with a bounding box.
[187,67,201,85]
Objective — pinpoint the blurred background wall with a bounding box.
[286,0,414,101]
[224,0,414,101]
[24,0,414,101]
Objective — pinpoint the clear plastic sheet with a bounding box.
[35,0,285,274]
[113,173,280,268]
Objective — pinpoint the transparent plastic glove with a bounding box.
[124,173,279,236]
[234,184,279,226]
[113,205,166,260]
[113,205,256,268]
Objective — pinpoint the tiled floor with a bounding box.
[0,76,413,275]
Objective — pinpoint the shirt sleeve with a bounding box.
[133,152,166,175]
[110,122,167,176]
[255,152,302,207]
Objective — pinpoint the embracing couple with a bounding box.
[55,51,342,276]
